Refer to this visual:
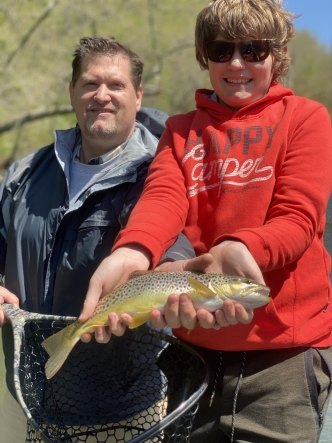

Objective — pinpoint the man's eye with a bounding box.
[110,83,124,90]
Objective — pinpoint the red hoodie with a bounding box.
[115,83,332,350]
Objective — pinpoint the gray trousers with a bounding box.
[190,347,332,443]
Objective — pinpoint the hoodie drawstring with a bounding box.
[208,350,247,443]
[230,351,247,442]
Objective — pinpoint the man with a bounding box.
[0,36,191,441]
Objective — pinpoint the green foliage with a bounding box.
[0,0,331,169]
[0,0,208,166]
[288,32,332,112]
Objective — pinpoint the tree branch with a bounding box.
[5,0,60,67]
[0,105,73,134]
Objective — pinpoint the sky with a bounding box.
[284,0,332,49]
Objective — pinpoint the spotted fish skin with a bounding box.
[42,271,270,379]
[93,271,269,315]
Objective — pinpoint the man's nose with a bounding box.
[93,84,111,102]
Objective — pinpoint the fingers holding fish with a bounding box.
[163,293,198,330]
[179,293,198,330]
[43,271,270,379]
[151,292,255,331]
[217,298,237,326]
[94,326,112,343]
[89,318,130,343]
[107,312,133,336]
[79,313,133,343]
[196,308,218,329]
[150,293,198,331]
[150,308,167,329]
[196,299,254,329]
[214,300,254,327]
[160,293,181,329]
[234,303,254,324]
[79,247,150,323]
[79,328,108,344]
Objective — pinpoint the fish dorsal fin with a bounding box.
[187,276,216,297]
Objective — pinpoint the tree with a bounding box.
[288,31,332,112]
[0,0,208,169]
[0,1,331,171]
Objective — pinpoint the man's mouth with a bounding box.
[88,106,115,113]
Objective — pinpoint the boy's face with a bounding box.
[207,40,274,109]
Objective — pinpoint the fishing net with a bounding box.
[15,318,208,443]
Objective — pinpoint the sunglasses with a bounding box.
[206,40,273,63]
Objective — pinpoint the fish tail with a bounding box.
[42,322,81,379]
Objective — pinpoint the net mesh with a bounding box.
[16,319,207,443]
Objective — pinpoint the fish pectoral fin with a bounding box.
[128,313,151,329]
[210,282,227,299]
[128,300,164,329]
[187,276,216,297]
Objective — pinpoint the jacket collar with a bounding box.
[54,121,158,186]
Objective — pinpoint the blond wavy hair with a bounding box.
[195,0,295,81]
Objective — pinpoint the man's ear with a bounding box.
[69,82,74,106]
[136,84,143,112]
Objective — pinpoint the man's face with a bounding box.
[69,54,142,156]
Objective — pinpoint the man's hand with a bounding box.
[0,287,20,326]
[79,245,151,343]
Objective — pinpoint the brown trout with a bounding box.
[42,271,270,379]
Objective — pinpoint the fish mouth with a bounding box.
[233,285,271,308]
[231,293,270,309]
[240,284,270,297]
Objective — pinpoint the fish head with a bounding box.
[214,277,271,309]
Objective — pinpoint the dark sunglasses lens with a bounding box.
[240,40,271,62]
[206,41,235,63]
[206,40,271,63]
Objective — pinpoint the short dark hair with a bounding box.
[71,37,143,89]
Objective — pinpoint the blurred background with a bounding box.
[0,0,332,170]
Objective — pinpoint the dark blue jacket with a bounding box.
[0,108,193,397]
[0,108,192,316]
